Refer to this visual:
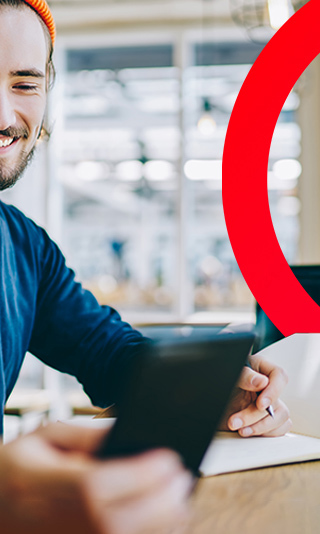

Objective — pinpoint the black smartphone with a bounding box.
[96,330,255,475]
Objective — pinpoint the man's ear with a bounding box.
[37,119,51,142]
[46,66,50,92]
[37,120,44,140]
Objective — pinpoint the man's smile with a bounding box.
[0,136,20,153]
[0,137,14,148]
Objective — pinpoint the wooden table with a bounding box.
[95,409,320,533]
[187,461,320,534]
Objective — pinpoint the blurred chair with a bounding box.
[67,390,102,417]
[253,265,320,353]
[4,389,51,438]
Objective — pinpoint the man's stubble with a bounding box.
[0,125,38,191]
[0,145,36,191]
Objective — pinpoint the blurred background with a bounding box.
[4,0,318,440]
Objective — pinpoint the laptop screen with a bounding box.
[255,265,320,352]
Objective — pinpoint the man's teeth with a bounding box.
[0,138,14,148]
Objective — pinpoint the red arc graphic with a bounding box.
[223,0,320,335]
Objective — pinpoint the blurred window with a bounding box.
[51,35,300,323]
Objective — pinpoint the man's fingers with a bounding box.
[30,426,187,501]
[228,401,270,431]
[84,449,186,503]
[250,358,289,411]
[84,453,193,534]
[260,418,293,438]
[94,471,193,534]
[233,401,291,437]
[237,366,269,392]
[0,426,192,534]
[35,423,112,454]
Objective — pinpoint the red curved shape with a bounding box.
[223,0,320,336]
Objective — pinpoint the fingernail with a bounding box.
[231,417,243,430]
[260,397,271,409]
[251,376,263,388]
[241,427,253,437]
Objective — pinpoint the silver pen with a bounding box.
[256,389,274,418]
[266,404,275,418]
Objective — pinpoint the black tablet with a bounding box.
[97,330,255,475]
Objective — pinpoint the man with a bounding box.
[0,1,291,533]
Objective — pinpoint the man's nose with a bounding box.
[0,89,16,131]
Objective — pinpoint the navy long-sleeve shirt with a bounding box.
[0,200,145,435]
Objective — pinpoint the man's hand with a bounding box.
[220,356,292,437]
[0,423,193,534]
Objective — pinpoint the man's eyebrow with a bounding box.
[10,69,45,79]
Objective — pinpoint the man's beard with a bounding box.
[0,146,36,191]
[0,126,35,192]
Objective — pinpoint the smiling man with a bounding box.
[0,2,50,189]
[0,1,291,533]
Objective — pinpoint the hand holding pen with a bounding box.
[226,358,292,437]
[246,361,274,418]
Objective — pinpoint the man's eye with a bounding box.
[14,84,37,91]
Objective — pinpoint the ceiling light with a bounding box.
[268,0,294,30]
[144,161,174,181]
[273,159,302,180]
[197,98,216,138]
[75,161,109,182]
[116,160,143,181]
[197,115,217,138]
[184,160,222,181]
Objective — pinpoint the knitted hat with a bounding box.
[23,0,56,45]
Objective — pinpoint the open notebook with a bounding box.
[201,333,320,476]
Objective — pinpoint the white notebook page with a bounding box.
[200,431,320,476]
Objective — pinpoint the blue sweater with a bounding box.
[0,200,145,435]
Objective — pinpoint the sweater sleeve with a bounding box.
[28,229,147,408]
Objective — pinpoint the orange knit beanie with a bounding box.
[23,0,56,45]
